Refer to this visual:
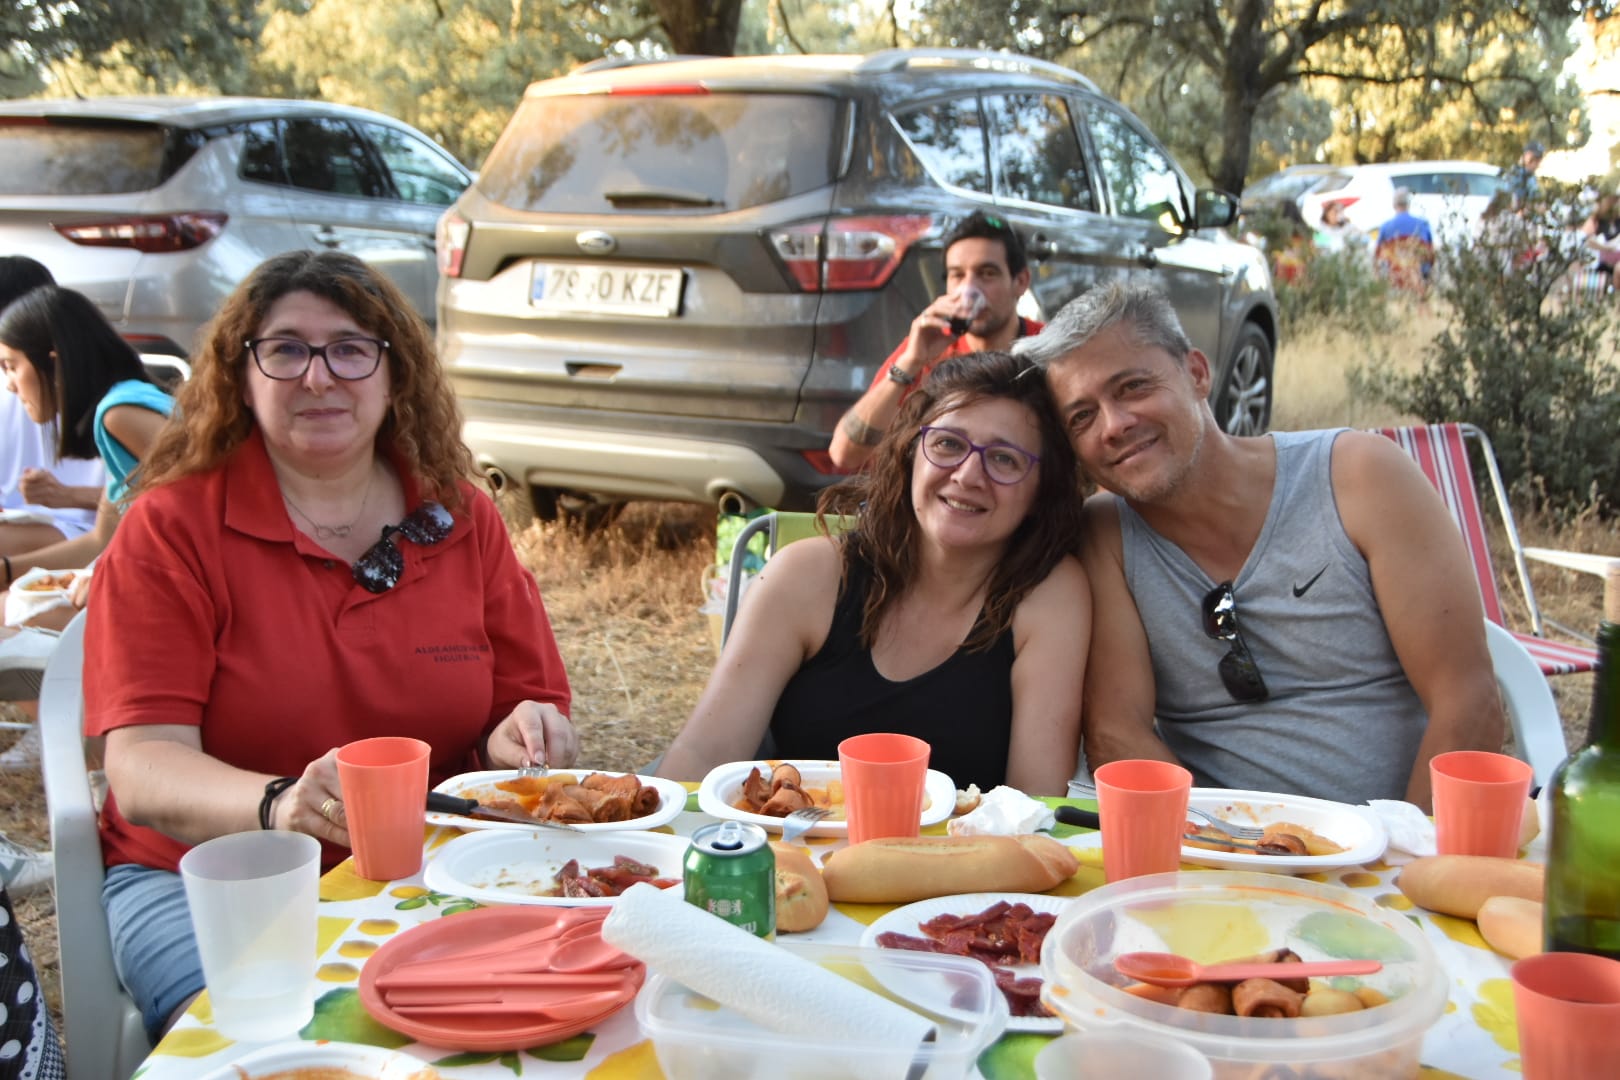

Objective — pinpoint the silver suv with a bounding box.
[438,50,1277,516]
[0,97,471,356]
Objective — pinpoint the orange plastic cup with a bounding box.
[336,736,432,881]
[838,733,931,845]
[1511,952,1620,1079]
[1094,759,1192,882]
[1430,750,1533,857]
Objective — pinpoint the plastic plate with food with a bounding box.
[197,1040,440,1079]
[861,892,1067,1034]
[695,759,955,838]
[426,769,687,832]
[422,827,689,907]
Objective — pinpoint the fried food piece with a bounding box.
[1232,977,1305,1018]
[1178,983,1233,1013]
[738,768,771,811]
[1122,981,1183,1006]
[759,781,813,815]
[769,762,802,791]
[1261,822,1346,856]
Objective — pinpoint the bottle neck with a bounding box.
[1590,621,1620,751]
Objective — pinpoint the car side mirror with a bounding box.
[1194,189,1240,230]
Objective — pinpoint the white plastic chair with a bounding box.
[1482,619,1569,789]
[38,610,150,1079]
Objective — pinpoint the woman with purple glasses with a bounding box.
[658,350,1090,795]
[82,250,576,1042]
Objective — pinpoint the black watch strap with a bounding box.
[887,364,916,386]
[260,776,297,830]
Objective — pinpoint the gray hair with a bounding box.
[1012,281,1192,371]
[1392,186,1413,209]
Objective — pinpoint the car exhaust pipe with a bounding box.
[484,467,513,495]
[716,490,755,516]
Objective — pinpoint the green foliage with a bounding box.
[1351,195,1620,520]
[1275,247,1398,342]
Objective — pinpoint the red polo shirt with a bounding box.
[84,430,571,872]
[870,316,1045,391]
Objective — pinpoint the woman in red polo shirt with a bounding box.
[82,250,577,1042]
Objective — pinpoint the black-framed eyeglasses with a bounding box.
[1201,581,1270,703]
[245,337,389,381]
[917,425,1041,485]
[353,502,454,593]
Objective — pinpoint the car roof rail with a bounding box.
[856,48,1099,92]
[570,54,715,76]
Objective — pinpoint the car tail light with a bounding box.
[437,211,470,278]
[608,83,708,96]
[769,215,933,292]
[53,212,226,253]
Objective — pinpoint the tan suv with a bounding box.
[437,49,1278,517]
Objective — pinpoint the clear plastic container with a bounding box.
[636,941,1009,1080]
[1039,871,1446,1079]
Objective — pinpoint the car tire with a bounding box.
[1213,323,1273,436]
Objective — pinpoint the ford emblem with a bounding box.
[576,230,616,255]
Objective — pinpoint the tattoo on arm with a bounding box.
[841,412,884,446]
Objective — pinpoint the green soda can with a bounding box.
[684,820,775,940]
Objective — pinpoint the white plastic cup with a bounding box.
[1035,1028,1213,1080]
[180,830,321,1041]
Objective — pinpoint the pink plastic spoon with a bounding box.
[1114,951,1383,988]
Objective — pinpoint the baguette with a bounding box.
[1394,855,1543,918]
[821,833,1078,904]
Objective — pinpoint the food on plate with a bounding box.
[821,834,1078,903]
[484,771,663,825]
[1120,947,1399,1021]
[1299,987,1366,1016]
[731,763,846,819]
[769,841,828,932]
[1176,983,1232,1013]
[875,899,1055,1017]
[19,572,75,592]
[1477,895,1544,960]
[1182,819,1346,857]
[543,854,679,898]
[1232,977,1305,1018]
[1394,854,1544,918]
[954,784,983,816]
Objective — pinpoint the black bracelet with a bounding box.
[1,555,10,587]
[259,776,297,830]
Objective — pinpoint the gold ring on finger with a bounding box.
[320,796,341,822]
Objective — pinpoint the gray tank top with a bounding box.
[1117,429,1426,803]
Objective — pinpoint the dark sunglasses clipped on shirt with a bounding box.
[1200,581,1270,703]
[353,502,454,594]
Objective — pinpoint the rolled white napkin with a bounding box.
[1365,799,1436,863]
[604,882,934,1079]
[948,784,1054,836]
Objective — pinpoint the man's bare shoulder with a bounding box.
[1328,429,1424,499]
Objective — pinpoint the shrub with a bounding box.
[1351,192,1620,520]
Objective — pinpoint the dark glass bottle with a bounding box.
[1543,619,1620,958]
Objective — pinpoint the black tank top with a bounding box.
[767,555,1016,790]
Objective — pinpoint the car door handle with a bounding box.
[1028,234,1060,262]
[313,226,342,248]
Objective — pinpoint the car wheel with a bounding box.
[1213,324,1273,436]
[529,486,627,531]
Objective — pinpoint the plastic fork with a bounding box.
[780,806,832,842]
[1066,782,1266,841]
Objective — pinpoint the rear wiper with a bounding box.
[604,188,722,208]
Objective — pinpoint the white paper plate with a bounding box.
[423,827,689,906]
[696,759,955,838]
[426,769,687,832]
[1064,788,1388,873]
[198,1040,432,1080]
[862,892,1068,1033]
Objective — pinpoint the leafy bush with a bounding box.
[1275,247,1398,340]
[1351,193,1620,520]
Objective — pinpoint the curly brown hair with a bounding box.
[817,350,1083,651]
[134,250,476,507]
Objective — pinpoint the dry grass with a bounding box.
[7,306,1618,1045]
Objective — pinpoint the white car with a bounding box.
[0,97,472,358]
[1248,161,1505,248]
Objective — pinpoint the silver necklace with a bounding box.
[282,470,375,540]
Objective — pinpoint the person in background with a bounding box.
[1312,200,1366,256]
[1018,282,1503,809]
[1580,188,1620,295]
[1374,188,1435,291]
[0,882,66,1075]
[1504,140,1546,205]
[661,350,1090,795]
[829,212,1043,472]
[83,249,577,1042]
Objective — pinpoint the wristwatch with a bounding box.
[887,364,916,386]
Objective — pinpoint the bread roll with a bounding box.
[770,841,829,932]
[821,834,1078,904]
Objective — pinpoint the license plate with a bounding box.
[530,263,684,317]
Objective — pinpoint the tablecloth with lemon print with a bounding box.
[137,793,1529,1080]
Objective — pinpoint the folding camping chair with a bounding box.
[719,511,853,645]
[1377,423,1619,677]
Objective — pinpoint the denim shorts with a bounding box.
[103,863,205,1043]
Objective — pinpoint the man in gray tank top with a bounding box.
[1014,283,1502,808]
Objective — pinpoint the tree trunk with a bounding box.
[650,0,744,55]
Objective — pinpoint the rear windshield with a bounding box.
[477,92,839,213]
[0,119,169,195]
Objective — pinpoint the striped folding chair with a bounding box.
[1377,423,1617,677]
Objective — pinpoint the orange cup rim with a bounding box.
[837,732,931,766]
[1430,750,1533,785]
[336,736,432,769]
[1094,759,1193,794]
[1513,952,1620,1004]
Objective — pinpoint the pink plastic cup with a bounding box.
[1511,952,1620,1079]
[335,736,431,881]
[1094,759,1192,882]
[838,733,931,845]
[1430,750,1533,857]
